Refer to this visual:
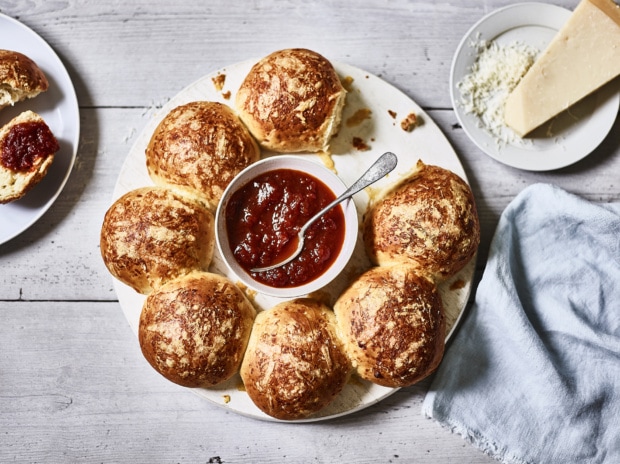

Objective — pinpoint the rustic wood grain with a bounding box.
[0,0,617,462]
[1,302,495,463]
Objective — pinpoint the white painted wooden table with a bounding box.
[1,1,618,462]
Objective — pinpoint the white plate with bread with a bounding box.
[108,53,477,421]
[0,13,80,244]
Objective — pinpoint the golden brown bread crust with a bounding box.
[100,186,215,294]
[240,298,352,420]
[364,161,480,282]
[139,272,256,388]
[145,101,260,211]
[333,264,445,388]
[235,48,346,153]
[0,110,58,204]
[0,50,49,110]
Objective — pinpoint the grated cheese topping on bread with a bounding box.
[0,50,49,110]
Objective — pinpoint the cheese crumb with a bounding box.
[341,76,354,91]
[457,38,538,146]
[346,108,372,127]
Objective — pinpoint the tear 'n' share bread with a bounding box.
[0,110,59,204]
[139,271,256,388]
[100,186,215,294]
[98,49,484,420]
[240,298,352,420]
[334,264,445,388]
[235,48,346,153]
[0,49,49,110]
[145,101,260,211]
[363,161,480,281]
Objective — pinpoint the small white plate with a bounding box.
[0,13,80,245]
[111,58,477,422]
[451,2,619,171]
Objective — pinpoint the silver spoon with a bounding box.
[251,151,398,273]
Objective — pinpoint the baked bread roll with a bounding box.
[145,101,260,211]
[240,298,352,420]
[0,110,59,204]
[334,264,445,388]
[100,186,215,294]
[0,50,49,110]
[364,161,480,281]
[235,48,346,153]
[139,271,256,388]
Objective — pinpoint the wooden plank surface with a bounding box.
[0,0,618,462]
[2,302,493,463]
[1,108,617,302]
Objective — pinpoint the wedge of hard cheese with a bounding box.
[504,0,620,137]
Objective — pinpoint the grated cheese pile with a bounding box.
[457,38,539,145]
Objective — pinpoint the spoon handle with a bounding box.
[300,151,398,235]
[343,151,398,198]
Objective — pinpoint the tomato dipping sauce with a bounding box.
[225,168,346,288]
[1,122,59,172]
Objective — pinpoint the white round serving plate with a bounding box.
[451,2,620,172]
[111,58,476,422]
[0,13,80,244]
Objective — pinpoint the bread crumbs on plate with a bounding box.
[352,136,370,151]
[400,112,418,131]
[212,73,226,91]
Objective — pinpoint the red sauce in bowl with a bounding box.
[225,168,346,288]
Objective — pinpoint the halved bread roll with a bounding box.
[0,110,59,204]
[146,101,260,211]
[240,298,352,420]
[364,161,480,282]
[100,186,215,294]
[0,49,49,110]
[235,48,346,153]
[139,271,256,388]
[334,264,445,388]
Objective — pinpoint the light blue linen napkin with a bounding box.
[422,183,620,464]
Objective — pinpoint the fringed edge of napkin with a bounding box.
[422,395,532,464]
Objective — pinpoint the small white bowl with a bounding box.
[215,155,359,298]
